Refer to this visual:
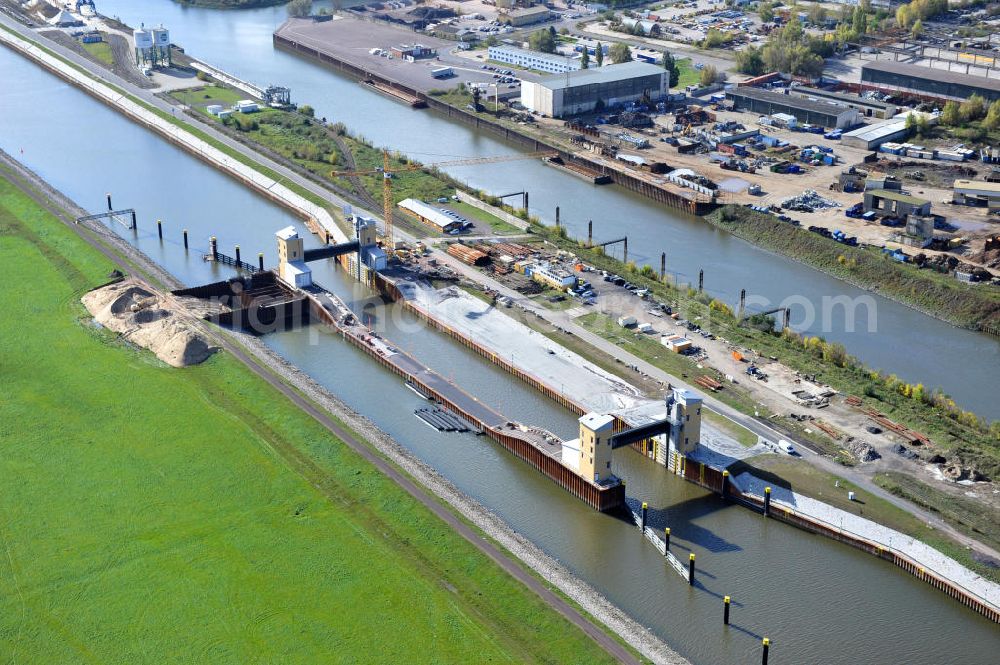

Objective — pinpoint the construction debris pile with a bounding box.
[82,280,216,367]
[845,438,881,463]
[780,189,841,213]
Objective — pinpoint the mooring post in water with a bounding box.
[688,553,696,585]
[106,192,112,211]
[259,253,265,271]
[641,502,647,531]
[587,220,593,247]
[739,289,746,319]
[660,252,666,281]
[761,638,770,665]
[157,220,162,240]
[235,245,241,265]
[698,269,704,293]
[523,191,528,211]
[131,210,137,230]
[721,469,729,499]
[664,527,670,552]
[724,595,731,625]
[783,308,791,330]
[764,486,771,517]
[183,229,189,250]
[555,206,560,227]
[210,236,218,262]
[623,236,628,264]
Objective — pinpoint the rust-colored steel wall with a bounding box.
[735,491,1000,624]
[304,294,624,512]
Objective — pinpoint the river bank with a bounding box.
[705,206,1000,332]
[0,147,681,664]
[7,14,1000,659]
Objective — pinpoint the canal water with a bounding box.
[3,39,998,665]
[96,0,1000,421]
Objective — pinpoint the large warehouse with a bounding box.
[860,61,1000,103]
[519,61,667,118]
[727,87,861,129]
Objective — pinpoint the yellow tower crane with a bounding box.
[332,149,557,247]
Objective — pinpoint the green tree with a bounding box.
[596,41,604,67]
[661,51,679,87]
[895,4,913,28]
[609,42,632,64]
[983,100,1000,130]
[736,45,765,75]
[915,114,930,136]
[580,48,590,69]
[701,28,731,49]
[910,18,923,37]
[529,29,557,53]
[807,4,827,25]
[699,64,718,87]
[905,112,917,131]
[941,101,961,126]
[759,1,774,23]
[287,0,312,18]
[299,104,314,117]
[959,94,987,123]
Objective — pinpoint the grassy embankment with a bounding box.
[528,221,1000,477]
[171,84,518,236]
[0,25,351,232]
[736,457,1000,584]
[707,205,1000,331]
[0,172,624,663]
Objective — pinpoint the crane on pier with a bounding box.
[331,149,557,247]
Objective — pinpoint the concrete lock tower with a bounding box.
[668,388,702,455]
[355,216,378,248]
[577,413,615,484]
[276,226,312,288]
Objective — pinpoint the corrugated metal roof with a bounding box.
[728,86,856,116]
[866,188,929,205]
[398,198,459,230]
[842,118,907,142]
[535,61,665,91]
[792,86,896,110]
[861,61,1000,94]
[954,179,1000,193]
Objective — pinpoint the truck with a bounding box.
[431,67,455,79]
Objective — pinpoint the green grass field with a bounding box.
[0,172,620,663]
[80,38,113,66]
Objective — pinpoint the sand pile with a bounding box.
[82,280,216,367]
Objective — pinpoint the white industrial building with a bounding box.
[487,45,580,73]
[398,198,463,233]
[520,61,668,118]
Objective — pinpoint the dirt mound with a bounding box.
[83,280,216,367]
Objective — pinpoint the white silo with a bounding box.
[152,26,170,47]
[133,28,153,49]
